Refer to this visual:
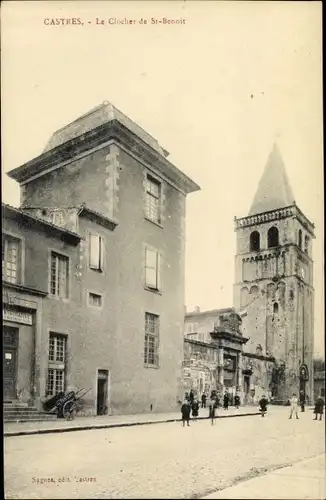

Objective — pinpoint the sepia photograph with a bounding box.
[1,1,324,499]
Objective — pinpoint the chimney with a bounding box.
[194,306,200,313]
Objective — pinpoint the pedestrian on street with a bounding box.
[192,398,199,421]
[314,395,324,421]
[181,399,191,427]
[201,392,207,409]
[289,393,299,419]
[189,389,195,405]
[215,394,220,409]
[223,392,229,410]
[259,395,268,417]
[299,390,305,412]
[209,398,217,425]
[234,394,240,409]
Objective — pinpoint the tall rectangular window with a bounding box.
[145,175,161,224]
[50,252,69,298]
[2,235,21,284]
[145,248,161,290]
[89,234,104,271]
[47,333,66,395]
[144,313,159,367]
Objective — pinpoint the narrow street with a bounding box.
[4,407,325,499]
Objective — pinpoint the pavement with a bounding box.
[202,454,326,499]
[4,406,325,499]
[4,405,260,437]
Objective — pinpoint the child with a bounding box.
[191,398,199,421]
[181,399,191,427]
[289,393,299,419]
[314,395,324,421]
[259,395,268,417]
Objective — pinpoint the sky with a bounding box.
[2,1,324,355]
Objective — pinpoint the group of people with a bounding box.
[258,391,325,420]
[181,389,242,426]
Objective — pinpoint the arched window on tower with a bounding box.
[250,231,260,251]
[304,235,309,255]
[298,229,302,249]
[273,302,279,314]
[267,226,279,248]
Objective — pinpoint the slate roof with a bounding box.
[249,144,296,216]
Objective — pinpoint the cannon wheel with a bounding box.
[62,400,77,420]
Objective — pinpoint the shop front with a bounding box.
[3,284,46,406]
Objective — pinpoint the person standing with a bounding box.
[192,398,199,421]
[209,397,217,425]
[189,389,194,405]
[259,395,268,417]
[201,392,207,409]
[181,399,191,427]
[223,392,229,410]
[314,395,324,421]
[289,393,299,419]
[299,390,305,412]
[234,394,240,409]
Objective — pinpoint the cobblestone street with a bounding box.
[4,407,325,499]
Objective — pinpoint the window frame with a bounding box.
[47,332,67,396]
[87,290,103,309]
[267,226,279,248]
[49,250,70,299]
[144,312,160,368]
[2,232,24,285]
[249,231,260,252]
[145,174,162,225]
[144,246,161,292]
[89,232,105,272]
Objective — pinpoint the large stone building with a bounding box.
[184,144,315,404]
[3,101,200,416]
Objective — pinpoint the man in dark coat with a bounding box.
[259,395,268,417]
[209,397,218,425]
[234,394,240,409]
[192,398,199,421]
[189,389,195,405]
[299,390,305,412]
[181,399,191,427]
[201,392,207,409]
[223,392,229,410]
[314,395,324,421]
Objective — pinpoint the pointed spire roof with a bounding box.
[249,144,295,215]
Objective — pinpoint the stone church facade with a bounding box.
[184,144,315,404]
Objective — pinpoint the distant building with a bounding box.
[3,101,200,416]
[183,144,315,404]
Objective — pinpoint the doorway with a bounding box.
[3,326,19,401]
[97,370,109,415]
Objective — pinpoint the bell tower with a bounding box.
[234,144,315,402]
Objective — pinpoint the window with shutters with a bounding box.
[145,247,161,291]
[144,313,159,367]
[89,234,104,271]
[50,252,69,299]
[145,175,161,224]
[2,235,22,284]
[47,333,67,395]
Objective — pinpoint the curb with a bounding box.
[4,412,260,437]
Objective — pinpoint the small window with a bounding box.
[298,229,302,249]
[267,226,279,248]
[89,292,102,308]
[50,252,69,298]
[144,313,159,367]
[250,231,260,251]
[273,302,279,314]
[2,234,21,284]
[89,234,104,271]
[47,333,66,395]
[145,247,161,290]
[304,235,309,255]
[145,175,161,224]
